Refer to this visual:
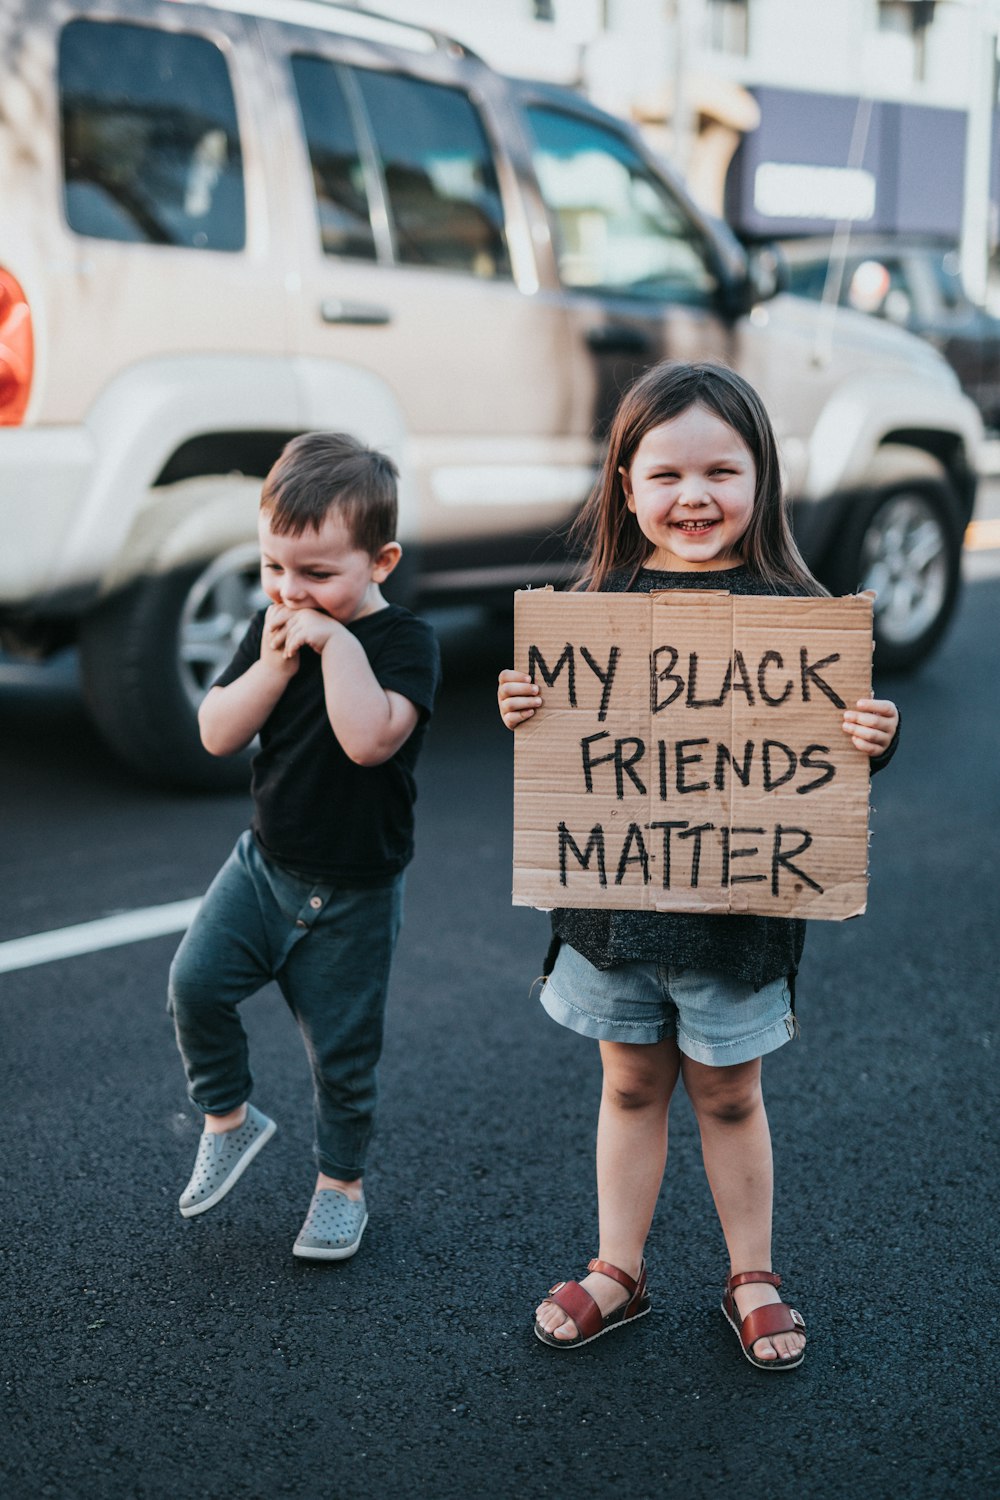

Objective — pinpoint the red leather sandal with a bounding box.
[534,1258,651,1349]
[722,1270,806,1371]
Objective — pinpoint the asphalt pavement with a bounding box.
[1,564,998,1500]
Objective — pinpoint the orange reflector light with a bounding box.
[0,268,34,425]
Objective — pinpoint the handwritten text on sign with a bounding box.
[512,589,873,920]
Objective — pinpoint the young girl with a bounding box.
[498,362,899,1368]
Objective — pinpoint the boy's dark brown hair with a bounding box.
[261,432,398,556]
[572,360,827,597]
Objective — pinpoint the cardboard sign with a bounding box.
[513,588,873,920]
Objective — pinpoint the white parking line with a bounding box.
[0,899,201,975]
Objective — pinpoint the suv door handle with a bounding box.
[320,298,392,326]
[585,325,651,354]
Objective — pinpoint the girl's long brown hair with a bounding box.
[571,361,827,596]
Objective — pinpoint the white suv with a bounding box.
[0,0,981,786]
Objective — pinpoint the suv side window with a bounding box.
[525,106,717,304]
[352,70,511,279]
[291,55,377,261]
[58,19,245,251]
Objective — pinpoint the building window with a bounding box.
[533,1,556,21]
[878,1,936,82]
[707,0,749,57]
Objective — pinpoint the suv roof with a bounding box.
[164,0,463,56]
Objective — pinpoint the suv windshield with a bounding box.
[525,105,717,303]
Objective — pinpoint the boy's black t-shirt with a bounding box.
[216,605,441,884]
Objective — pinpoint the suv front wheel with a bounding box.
[80,547,265,790]
[829,478,964,673]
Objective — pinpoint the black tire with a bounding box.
[80,551,264,791]
[824,479,964,673]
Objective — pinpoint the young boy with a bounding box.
[169,432,440,1259]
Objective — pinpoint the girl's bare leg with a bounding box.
[536,1036,680,1341]
[682,1055,805,1363]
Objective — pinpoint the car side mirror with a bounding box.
[746,243,787,303]
[720,242,787,318]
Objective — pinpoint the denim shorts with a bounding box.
[541,941,794,1066]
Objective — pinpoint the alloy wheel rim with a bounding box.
[178,545,266,708]
[858,493,949,645]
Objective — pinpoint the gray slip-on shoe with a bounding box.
[293,1188,368,1260]
[178,1103,276,1218]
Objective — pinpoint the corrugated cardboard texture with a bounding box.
[513,589,873,920]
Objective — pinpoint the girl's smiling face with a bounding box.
[620,403,757,571]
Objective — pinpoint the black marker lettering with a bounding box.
[676,738,711,794]
[558,822,607,886]
[580,644,621,723]
[650,645,683,711]
[528,643,576,705]
[721,826,767,886]
[580,734,646,798]
[614,738,647,799]
[580,731,614,793]
[686,652,726,709]
[715,739,755,790]
[762,739,797,792]
[797,744,836,794]
[771,826,823,896]
[758,650,793,706]
[678,822,714,888]
[800,647,845,709]
[649,820,688,888]
[615,823,650,885]
[722,650,755,705]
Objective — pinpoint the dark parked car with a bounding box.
[779,235,1000,430]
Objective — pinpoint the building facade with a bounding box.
[373,1,1000,281]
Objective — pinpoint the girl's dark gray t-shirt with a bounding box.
[548,565,898,988]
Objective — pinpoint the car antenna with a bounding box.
[812,94,874,368]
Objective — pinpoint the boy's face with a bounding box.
[258,509,396,624]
